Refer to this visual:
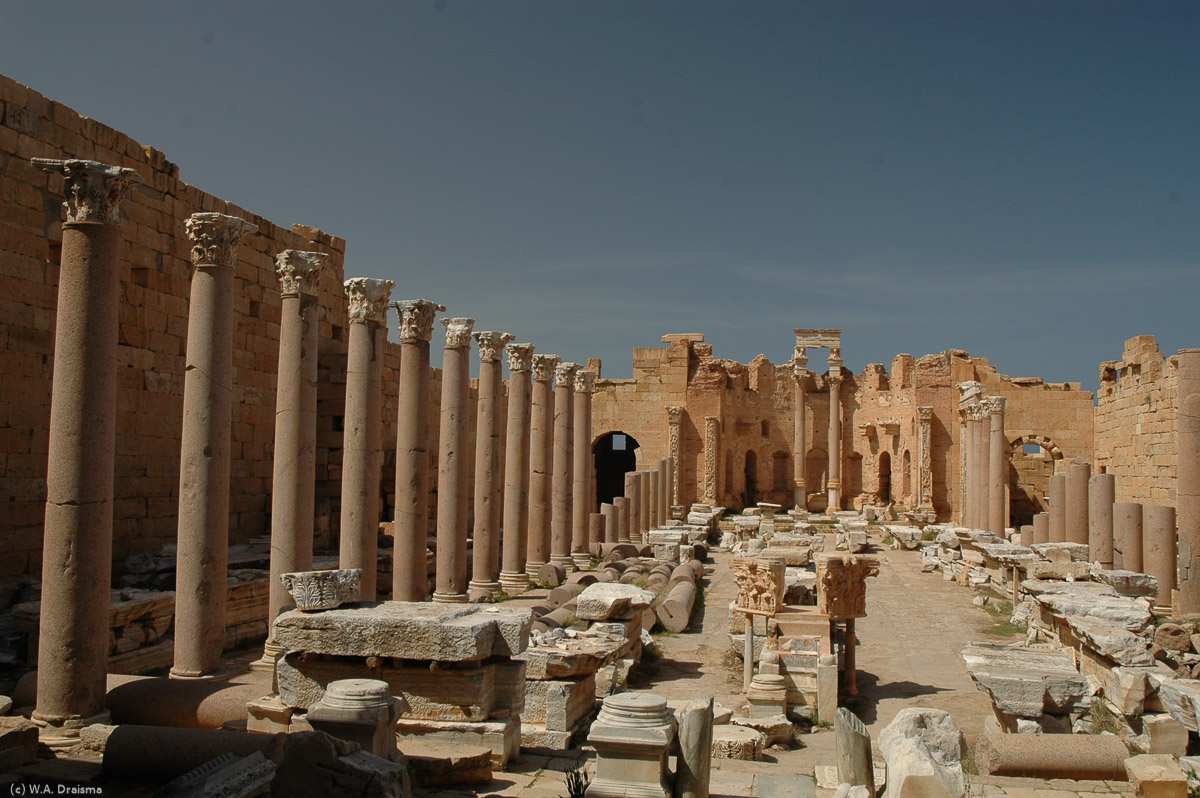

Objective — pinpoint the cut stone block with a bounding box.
[1126,754,1188,798]
[524,673,596,731]
[399,740,492,786]
[575,583,656,621]
[395,714,519,768]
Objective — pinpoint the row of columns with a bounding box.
[790,346,844,511]
[958,389,1007,536]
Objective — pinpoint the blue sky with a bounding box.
[3,2,1197,389]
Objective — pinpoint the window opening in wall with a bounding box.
[761,421,770,437]
[612,434,626,451]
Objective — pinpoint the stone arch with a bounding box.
[1008,434,1062,526]
[593,431,639,510]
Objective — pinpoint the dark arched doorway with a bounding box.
[878,451,892,504]
[593,432,640,510]
[744,450,758,508]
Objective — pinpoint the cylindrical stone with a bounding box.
[1115,502,1144,573]
[589,512,605,556]
[828,376,842,510]
[1019,525,1034,547]
[1143,505,1177,604]
[613,497,629,544]
[433,318,474,602]
[1178,349,1200,613]
[470,332,512,599]
[974,732,1128,779]
[1066,459,1090,546]
[1088,473,1116,567]
[975,414,989,531]
[988,400,1007,536]
[676,695,714,798]
[649,468,661,530]
[639,470,651,539]
[571,370,594,567]
[1048,474,1067,542]
[793,366,807,509]
[659,459,670,526]
[601,503,618,546]
[624,473,639,544]
[500,345,533,594]
[525,355,557,577]
[1033,513,1050,545]
[550,363,578,569]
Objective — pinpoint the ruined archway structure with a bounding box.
[1007,434,1065,527]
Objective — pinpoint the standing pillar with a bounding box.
[391,300,444,602]
[1048,474,1067,542]
[589,512,605,557]
[987,398,1007,536]
[639,470,651,539]
[572,369,596,569]
[792,353,809,510]
[551,362,579,570]
[649,468,661,530]
[525,354,559,576]
[500,343,534,594]
[962,407,977,527]
[1033,513,1050,545]
[171,213,257,682]
[262,250,327,664]
[337,278,393,603]
[658,459,670,525]
[1089,473,1116,567]
[1177,349,1200,612]
[704,417,720,505]
[1065,458,1090,546]
[973,407,988,530]
[602,502,619,545]
[469,331,514,600]
[667,407,683,510]
[432,318,475,603]
[827,371,843,511]
[623,473,640,544]
[917,406,934,512]
[614,496,630,544]
[1143,505,1177,608]
[1115,503,1144,573]
[32,159,141,740]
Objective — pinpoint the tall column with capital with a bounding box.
[572,369,596,569]
[433,318,475,602]
[987,398,1007,536]
[500,343,534,593]
[392,299,444,601]
[526,354,559,576]
[171,212,257,681]
[974,406,989,530]
[963,407,978,527]
[263,250,327,660]
[917,407,934,511]
[338,278,393,603]
[32,159,141,740]
[551,362,579,569]
[667,407,684,508]
[1178,349,1200,612]
[792,351,809,510]
[470,331,514,600]
[827,354,844,510]
[958,408,971,524]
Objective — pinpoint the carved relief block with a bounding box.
[732,556,786,616]
[815,554,880,620]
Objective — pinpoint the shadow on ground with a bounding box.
[841,671,951,724]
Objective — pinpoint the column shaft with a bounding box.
[500,345,533,593]
[649,468,661,529]
[987,400,1006,536]
[623,472,640,544]
[526,355,557,575]
[828,377,842,510]
[614,497,630,544]
[602,502,619,545]
[571,371,594,568]
[963,412,977,527]
[1065,459,1090,545]
[1115,502,1143,572]
[551,363,578,569]
[1143,505,1177,606]
[433,318,474,602]
[1089,473,1116,567]
[974,414,988,530]
[1048,474,1067,542]
[793,366,808,509]
[470,332,512,599]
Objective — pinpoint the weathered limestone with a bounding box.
[171,213,257,681]
[712,724,766,761]
[526,354,559,577]
[500,343,534,594]
[1049,474,1067,542]
[962,405,978,528]
[1033,513,1050,545]
[732,556,786,615]
[974,732,1128,779]
[987,398,1006,536]
[649,468,661,530]
[676,695,714,798]
[281,569,362,611]
[261,250,328,667]
[658,458,671,528]
[1125,755,1188,798]
[623,473,640,544]
[1090,473,1117,568]
[878,707,965,798]
[306,678,403,761]
[434,318,475,603]
[835,708,875,796]
[601,503,619,546]
[30,159,143,739]
[392,299,445,602]
[338,278,393,603]
[640,470,652,537]
[551,362,579,570]
[572,369,596,569]
[614,496,630,544]
[975,405,989,531]
[1066,458,1091,546]
[1180,349,1200,613]
[792,352,809,509]
[1117,502,1145,573]
[470,331,515,600]
[1144,505,1177,606]
[587,693,677,798]
[828,369,844,510]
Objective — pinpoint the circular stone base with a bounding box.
[711,724,766,760]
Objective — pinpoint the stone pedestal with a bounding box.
[526,354,559,577]
[1178,349,1200,614]
[551,362,579,570]
[470,331,514,600]
[746,674,788,717]
[172,213,257,681]
[1049,474,1067,542]
[586,693,676,798]
[500,344,534,594]
[32,159,142,741]
[306,678,403,761]
[1066,459,1091,545]
[1144,505,1177,606]
[434,318,475,603]
[1089,473,1116,568]
[1116,503,1144,573]
[572,370,596,569]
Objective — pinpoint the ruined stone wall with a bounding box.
[1094,335,1178,506]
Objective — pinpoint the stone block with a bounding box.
[575,583,656,621]
[399,740,492,786]
[1125,754,1187,798]
[518,634,625,679]
[524,673,596,731]
[0,716,37,769]
[395,714,520,769]
[1142,713,1188,756]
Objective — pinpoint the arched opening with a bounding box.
[805,447,827,512]
[593,431,640,510]
[878,451,892,504]
[1008,435,1063,527]
[744,450,758,507]
[901,449,912,503]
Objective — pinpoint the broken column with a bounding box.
[1066,458,1090,545]
[1049,474,1067,542]
[602,502,619,545]
[392,299,445,602]
[433,317,475,603]
[587,693,677,798]
[572,369,596,569]
[551,361,579,570]
[1144,505,1177,606]
[1178,349,1200,613]
[792,351,809,509]
[1089,473,1116,568]
[500,343,534,595]
[987,397,1007,536]
[338,277,393,603]
[1115,502,1144,573]
[470,331,514,601]
[525,354,559,577]
[172,212,257,681]
[1033,512,1050,545]
[31,158,142,741]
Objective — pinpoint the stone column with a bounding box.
[525,354,559,576]
[987,398,1007,536]
[1033,513,1050,545]
[263,250,326,656]
[572,369,596,569]
[433,318,475,603]
[1178,349,1200,612]
[623,473,640,544]
[917,406,934,512]
[639,470,652,539]
[827,370,843,511]
[337,278,393,604]
[614,496,630,544]
[170,213,257,682]
[468,331,514,600]
[704,416,720,505]
[602,502,619,545]
[1048,474,1067,542]
[792,352,809,510]
[649,468,661,530]
[1143,505,1177,607]
[974,406,988,530]
[1089,473,1116,567]
[1065,458,1090,546]
[589,512,605,556]
[668,407,684,507]
[962,407,977,527]
[1115,502,1144,572]
[32,159,141,739]
[500,343,534,594]
[550,362,579,570]
[658,458,670,526]
[391,299,444,602]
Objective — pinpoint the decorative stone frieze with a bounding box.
[815,554,880,620]
[732,556,786,615]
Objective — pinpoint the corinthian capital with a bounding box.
[34,158,144,227]
[917,406,934,422]
[555,362,580,388]
[185,213,258,268]
[983,396,1006,415]
[473,331,515,362]
[344,277,395,324]
[574,369,597,394]
[441,317,475,348]
[505,343,535,373]
[275,250,328,297]
[667,406,684,425]
[532,354,560,381]
[393,299,445,342]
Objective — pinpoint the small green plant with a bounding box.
[921,530,936,541]
[1085,699,1123,736]
[563,762,591,798]
[881,535,895,546]
[493,592,511,602]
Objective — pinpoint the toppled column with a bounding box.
[392,299,445,602]
[572,369,596,569]
[792,352,809,509]
[172,213,257,681]
[1089,473,1116,568]
[500,343,534,594]
[974,733,1127,779]
[470,331,514,601]
[1178,349,1200,613]
[1049,474,1067,542]
[1066,458,1091,545]
[338,278,393,603]
[587,693,677,798]
[551,362,579,570]
[1144,505,1177,607]
[525,354,559,577]
[32,158,142,741]
[1116,502,1144,572]
[433,317,475,603]
[987,398,1007,536]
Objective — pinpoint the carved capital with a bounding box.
[34,158,143,227]
[667,405,684,425]
[984,396,1006,415]
[393,299,445,342]
[574,368,596,394]
[344,277,394,324]
[505,342,534,372]
[555,362,580,388]
[917,406,934,422]
[441,317,475,348]
[473,331,515,362]
[828,374,843,390]
[532,354,560,381]
[275,250,327,297]
[185,213,257,268]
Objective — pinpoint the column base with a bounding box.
[525,561,546,580]
[467,581,502,602]
[571,553,592,571]
[32,710,111,749]
[550,555,575,574]
[432,591,469,604]
[249,641,283,674]
[169,666,230,682]
[499,571,530,593]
